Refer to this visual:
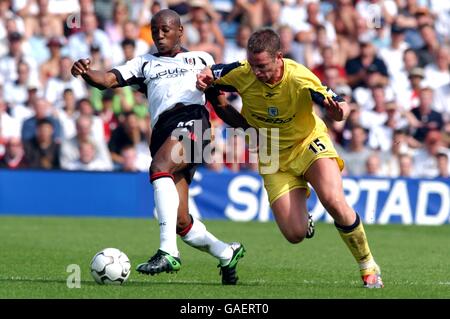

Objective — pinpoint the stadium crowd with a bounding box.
[0,0,449,178]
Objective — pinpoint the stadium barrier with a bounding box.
[0,168,449,225]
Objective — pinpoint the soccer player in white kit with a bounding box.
[71,9,245,285]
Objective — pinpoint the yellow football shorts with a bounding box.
[260,131,344,205]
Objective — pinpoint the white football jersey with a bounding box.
[113,51,215,128]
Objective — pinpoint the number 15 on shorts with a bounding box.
[308,138,326,154]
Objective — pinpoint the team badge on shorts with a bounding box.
[267,106,278,117]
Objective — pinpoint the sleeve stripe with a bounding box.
[211,62,243,80]
[309,88,344,106]
[109,69,127,87]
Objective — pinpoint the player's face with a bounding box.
[247,51,283,84]
[151,17,183,56]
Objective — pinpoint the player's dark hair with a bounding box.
[247,28,281,58]
[151,9,181,27]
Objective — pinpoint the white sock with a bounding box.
[181,217,233,265]
[153,176,179,257]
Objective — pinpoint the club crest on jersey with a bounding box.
[267,106,278,117]
[184,57,196,66]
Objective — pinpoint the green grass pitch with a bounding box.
[0,216,449,299]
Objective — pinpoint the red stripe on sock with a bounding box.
[177,221,193,237]
[150,172,174,183]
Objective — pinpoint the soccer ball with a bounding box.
[90,248,131,285]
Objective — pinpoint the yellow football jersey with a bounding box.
[213,59,334,151]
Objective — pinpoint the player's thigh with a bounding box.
[271,188,309,240]
[304,157,347,211]
[150,135,191,174]
[263,171,309,242]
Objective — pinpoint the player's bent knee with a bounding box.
[150,161,173,175]
[283,230,306,244]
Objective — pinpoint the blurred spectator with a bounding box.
[184,2,225,62]
[77,98,105,143]
[44,56,87,108]
[67,140,112,171]
[391,49,420,111]
[278,24,309,65]
[21,97,63,143]
[398,153,414,177]
[379,24,409,82]
[108,111,149,168]
[23,118,60,169]
[312,46,346,85]
[137,0,162,46]
[112,21,150,65]
[0,136,27,169]
[97,89,119,142]
[365,152,383,177]
[60,114,113,170]
[223,23,251,63]
[122,20,150,56]
[399,65,424,112]
[55,88,77,140]
[329,0,359,40]
[368,101,409,152]
[104,0,130,45]
[395,0,426,49]
[413,130,449,178]
[67,12,113,66]
[0,31,38,84]
[379,129,413,177]
[436,149,449,178]
[423,46,450,90]
[3,60,34,110]
[414,24,439,67]
[340,125,372,176]
[433,82,450,123]
[345,41,388,89]
[228,0,273,31]
[27,14,56,66]
[119,145,138,172]
[409,86,444,143]
[39,36,64,85]
[0,98,21,158]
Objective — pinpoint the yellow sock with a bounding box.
[335,213,377,276]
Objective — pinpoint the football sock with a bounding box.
[151,173,179,257]
[179,215,233,266]
[335,213,378,275]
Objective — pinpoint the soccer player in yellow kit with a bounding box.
[197,28,384,288]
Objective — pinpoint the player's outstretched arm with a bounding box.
[205,86,251,130]
[71,58,120,90]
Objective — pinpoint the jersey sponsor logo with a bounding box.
[265,92,278,98]
[251,113,294,124]
[267,106,278,117]
[149,67,189,80]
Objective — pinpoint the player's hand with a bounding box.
[71,59,91,77]
[196,67,214,91]
[323,96,345,121]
